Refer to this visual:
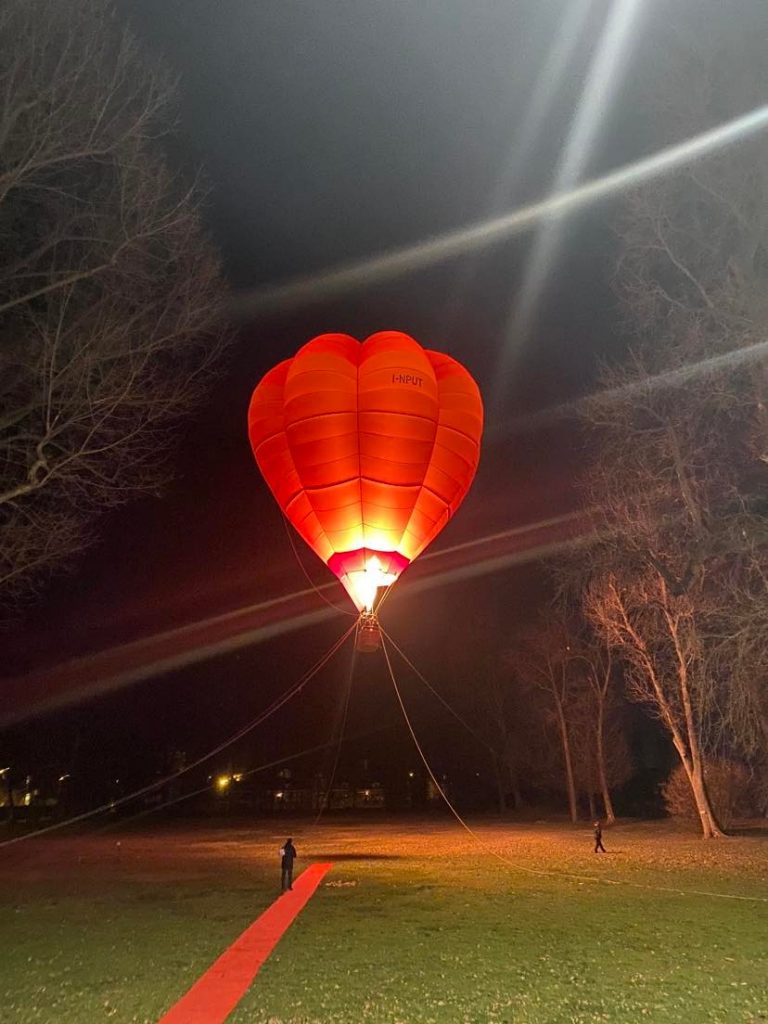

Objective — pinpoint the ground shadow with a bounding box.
[308,853,404,861]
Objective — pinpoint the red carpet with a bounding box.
[158,862,333,1024]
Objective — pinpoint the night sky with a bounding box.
[1,1,749,796]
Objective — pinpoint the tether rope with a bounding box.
[96,719,398,835]
[380,632,768,905]
[380,627,495,754]
[0,621,356,849]
[97,728,363,832]
[310,624,358,828]
[282,515,355,617]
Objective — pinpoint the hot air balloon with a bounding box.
[248,331,483,646]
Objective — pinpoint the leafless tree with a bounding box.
[579,305,768,840]
[579,334,768,836]
[662,758,760,830]
[0,0,230,608]
[468,663,534,813]
[574,10,768,837]
[704,552,768,808]
[564,637,631,825]
[513,612,580,823]
[583,571,726,837]
[613,1,768,351]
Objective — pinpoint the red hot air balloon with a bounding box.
[248,332,483,621]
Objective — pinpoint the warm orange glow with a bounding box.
[248,332,483,610]
[344,555,398,612]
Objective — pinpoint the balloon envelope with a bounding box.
[248,331,483,611]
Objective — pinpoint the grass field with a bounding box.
[1,819,767,1023]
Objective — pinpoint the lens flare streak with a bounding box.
[0,511,593,724]
[230,104,768,319]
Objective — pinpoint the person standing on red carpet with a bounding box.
[280,838,297,890]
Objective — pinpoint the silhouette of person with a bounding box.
[280,838,297,890]
[593,820,606,853]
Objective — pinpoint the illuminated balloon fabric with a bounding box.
[248,332,483,612]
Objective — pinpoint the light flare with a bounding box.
[438,0,596,334]
[496,0,646,407]
[230,104,768,320]
[0,512,592,722]
[343,555,398,612]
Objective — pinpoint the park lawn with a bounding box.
[2,820,767,1024]
[232,821,768,1024]
[1,827,277,1024]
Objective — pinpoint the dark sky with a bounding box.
[2,0,752,788]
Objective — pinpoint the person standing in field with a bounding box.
[593,820,606,853]
[280,838,297,891]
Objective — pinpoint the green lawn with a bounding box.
[2,820,767,1023]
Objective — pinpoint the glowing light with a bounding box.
[275,790,284,799]
[497,0,646,404]
[215,774,231,792]
[4,512,592,710]
[230,104,768,319]
[439,0,595,330]
[500,336,768,437]
[484,0,595,218]
[232,773,243,782]
[344,556,398,613]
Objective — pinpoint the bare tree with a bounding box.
[580,332,768,838]
[612,1,768,365]
[469,664,533,813]
[565,638,631,825]
[663,758,760,830]
[0,0,229,608]
[513,613,579,823]
[704,552,768,808]
[575,9,768,837]
[579,335,752,841]
[585,648,620,823]
[584,572,726,837]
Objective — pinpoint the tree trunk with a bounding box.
[5,773,13,824]
[670,734,723,838]
[501,737,528,806]
[511,780,524,810]
[595,700,616,824]
[494,758,507,815]
[676,660,724,838]
[504,758,524,809]
[689,762,723,839]
[588,791,596,820]
[555,703,578,823]
[757,708,768,753]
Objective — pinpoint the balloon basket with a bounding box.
[356,612,382,653]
